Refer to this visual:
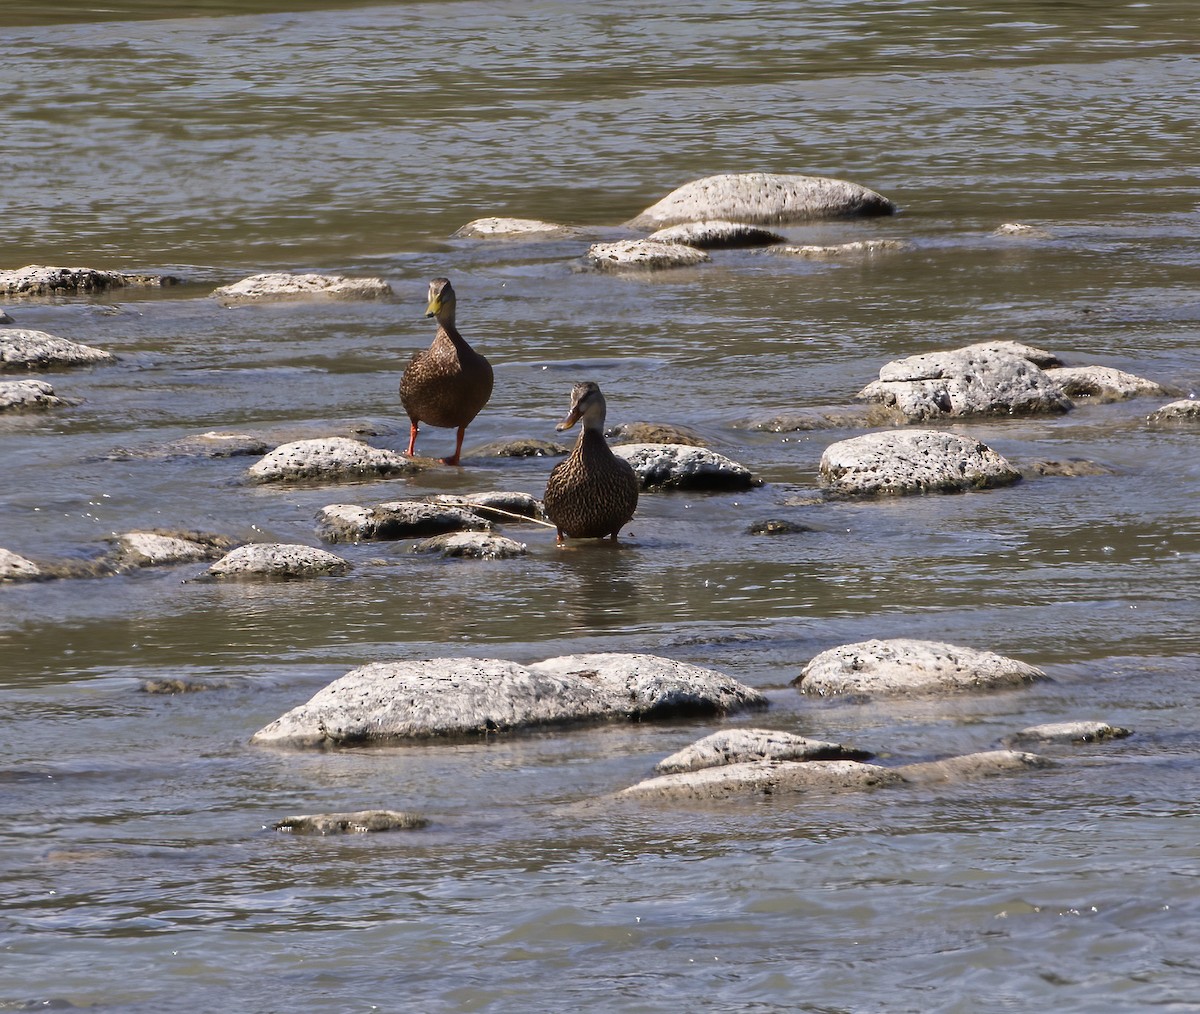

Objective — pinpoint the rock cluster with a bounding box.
[1,264,179,297]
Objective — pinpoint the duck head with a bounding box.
[556,381,607,433]
[425,277,456,324]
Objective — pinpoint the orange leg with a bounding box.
[405,421,419,457]
[440,425,467,466]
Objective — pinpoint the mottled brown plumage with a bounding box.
[543,381,639,542]
[400,277,494,466]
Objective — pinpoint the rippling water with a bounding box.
[2,2,1199,1011]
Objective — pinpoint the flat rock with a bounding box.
[772,239,909,259]
[612,442,757,490]
[411,532,528,559]
[794,638,1046,698]
[429,491,546,523]
[1004,720,1131,746]
[585,239,709,271]
[248,437,414,484]
[204,543,351,579]
[819,429,1021,496]
[626,173,896,229]
[857,349,1072,421]
[609,421,707,446]
[895,749,1052,783]
[646,220,785,248]
[212,272,393,302]
[994,222,1051,238]
[0,378,69,411]
[317,500,491,542]
[620,759,904,802]
[654,728,872,774]
[454,217,576,239]
[0,329,115,371]
[250,653,765,747]
[1046,365,1172,402]
[471,437,569,458]
[1147,399,1200,423]
[113,531,232,568]
[0,547,41,581]
[739,404,903,432]
[0,264,179,297]
[274,810,428,834]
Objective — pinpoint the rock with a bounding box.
[1021,458,1117,478]
[608,421,708,446]
[794,638,1047,698]
[274,810,427,834]
[317,500,491,542]
[857,349,1072,421]
[1147,399,1200,424]
[772,239,909,259]
[140,677,237,694]
[746,519,813,535]
[0,329,114,371]
[250,653,765,747]
[1046,365,1172,402]
[0,264,179,297]
[585,239,709,271]
[0,309,12,323]
[819,429,1021,496]
[471,437,569,458]
[212,272,393,302]
[429,491,546,524]
[958,340,1061,368]
[157,431,272,458]
[895,750,1052,783]
[739,404,903,432]
[646,220,785,248]
[620,759,904,802]
[654,728,872,774]
[247,437,414,484]
[1004,720,1131,746]
[0,379,69,411]
[454,217,576,239]
[203,543,351,579]
[612,443,757,490]
[626,173,896,229]
[411,532,528,559]
[994,223,1051,238]
[113,531,232,568]
[0,548,41,581]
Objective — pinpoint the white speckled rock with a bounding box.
[626,173,896,229]
[0,264,179,297]
[248,437,413,484]
[250,653,764,747]
[274,810,427,834]
[857,349,1071,420]
[612,442,756,490]
[895,750,1052,783]
[1147,399,1200,424]
[585,239,709,271]
[1046,365,1172,402]
[317,500,490,542]
[0,548,41,581]
[993,222,1051,238]
[411,532,528,559]
[205,543,351,579]
[819,429,1021,496]
[0,379,68,411]
[957,340,1061,368]
[212,272,392,302]
[0,329,114,371]
[620,759,904,801]
[795,638,1046,698]
[654,728,871,774]
[773,239,909,258]
[646,220,784,248]
[1005,720,1131,746]
[454,217,576,239]
[115,532,223,567]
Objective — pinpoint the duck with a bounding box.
[543,381,639,542]
[400,277,494,466]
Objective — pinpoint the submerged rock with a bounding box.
[612,443,757,490]
[0,329,114,371]
[608,421,708,447]
[654,728,872,774]
[0,547,42,582]
[739,404,903,432]
[203,543,351,579]
[994,222,1051,238]
[0,264,180,297]
[454,217,576,239]
[251,653,765,747]
[0,378,69,411]
[1021,458,1118,479]
[819,429,1021,496]
[429,491,546,524]
[746,519,813,535]
[646,220,785,248]
[213,272,393,302]
[471,437,569,458]
[411,532,528,559]
[1046,365,1172,402]
[248,437,414,484]
[626,173,896,229]
[895,750,1052,783]
[1147,399,1200,424]
[112,531,233,568]
[621,759,904,802]
[772,239,909,259]
[317,500,491,542]
[140,677,238,694]
[585,239,709,271]
[1004,720,1131,746]
[794,638,1046,698]
[274,810,428,834]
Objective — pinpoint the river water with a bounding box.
[2,1,1198,1010]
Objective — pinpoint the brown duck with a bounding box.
[400,277,494,466]
[543,381,639,542]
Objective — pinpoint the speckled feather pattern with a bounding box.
[544,429,639,538]
[400,326,493,430]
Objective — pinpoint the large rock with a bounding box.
[794,638,1046,698]
[857,349,1072,421]
[274,810,428,834]
[0,378,69,411]
[212,272,393,302]
[613,443,756,490]
[203,543,351,579]
[454,217,576,239]
[654,728,872,774]
[248,437,414,484]
[621,759,904,802]
[1004,720,1131,746]
[1047,365,1173,402]
[411,532,528,559]
[0,264,179,297]
[646,220,784,248]
[0,329,114,371]
[0,548,41,581]
[585,240,709,271]
[626,173,896,230]
[819,429,1021,496]
[1147,399,1200,424]
[251,653,766,747]
[317,500,491,542]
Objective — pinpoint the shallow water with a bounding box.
[2,1,1199,1011]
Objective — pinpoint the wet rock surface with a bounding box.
[203,543,351,579]
[318,500,492,542]
[0,548,42,582]
[454,217,576,239]
[1004,720,1132,746]
[612,443,757,490]
[248,437,415,484]
[1147,399,1200,423]
[646,220,785,248]
[471,437,569,458]
[1047,365,1173,402]
[608,421,708,446]
[0,264,180,297]
[585,239,709,271]
[894,750,1052,783]
[621,759,906,801]
[654,728,872,774]
[112,531,234,569]
[0,329,115,371]
[273,810,428,834]
[0,379,70,411]
[772,239,909,258]
[212,272,393,302]
[411,532,528,559]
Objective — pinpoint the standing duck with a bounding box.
[543,381,639,542]
[400,277,494,466]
